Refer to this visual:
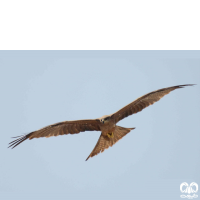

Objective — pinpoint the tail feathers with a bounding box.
[86,126,135,161]
[110,126,135,147]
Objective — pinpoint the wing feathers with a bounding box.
[8,134,31,149]
[8,119,101,149]
[112,84,195,123]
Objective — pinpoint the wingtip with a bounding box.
[8,134,29,149]
[178,84,196,87]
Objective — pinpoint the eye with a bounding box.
[105,117,110,120]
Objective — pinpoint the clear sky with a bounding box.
[0,51,200,200]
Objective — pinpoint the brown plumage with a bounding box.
[8,84,194,160]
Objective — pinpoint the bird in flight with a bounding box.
[8,84,194,161]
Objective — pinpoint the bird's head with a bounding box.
[100,115,111,124]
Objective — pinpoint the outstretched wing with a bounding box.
[111,84,195,123]
[8,119,101,149]
[86,126,134,161]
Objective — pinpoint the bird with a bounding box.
[8,84,194,161]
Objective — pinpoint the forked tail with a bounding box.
[86,126,135,161]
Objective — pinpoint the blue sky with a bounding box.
[0,51,200,200]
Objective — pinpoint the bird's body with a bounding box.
[99,115,115,136]
[9,84,194,160]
